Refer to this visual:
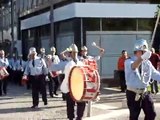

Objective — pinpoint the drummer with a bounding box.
[80,46,104,61]
[60,44,85,120]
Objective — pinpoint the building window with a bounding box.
[83,18,100,31]
[56,20,74,34]
[40,24,50,37]
[138,19,154,31]
[102,18,136,31]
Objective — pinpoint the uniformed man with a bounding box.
[24,47,48,108]
[125,39,160,120]
[50,46,60,96]
[0,50,9,96]
[80,45,104,61]
[46,54,54,97]
[9,53,17,84]
[60,44,85,120]
[16,54,26,86]
[38,47,46,59]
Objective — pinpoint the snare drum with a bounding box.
[0,67,9,80]
[69,66,100,102]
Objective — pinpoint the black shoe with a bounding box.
[76,117,82,120]
[44,102,48,105]
[31,105,38,108]
[50,94,54,98]
[54,92,58,96]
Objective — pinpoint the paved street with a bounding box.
[0,84,160,120]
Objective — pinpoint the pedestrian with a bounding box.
[150,48,159,94]
[23,47,48,108]
[60,44,85,120]
[125,39,160,120]
[117,50,128,92]
[0,50,9,96]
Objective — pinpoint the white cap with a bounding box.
[29,47,37,54]
[70,44,78,52]
[40,48,45,53]
[50,46,56,52]
[134,39,148,52]
[81,46,88,51]
[47,54,52,59]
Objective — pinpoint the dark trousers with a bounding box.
[30,75,47,106]
[150,80,159,93]
[17,70,23,86]
[0,77,8,95]
[119,70,126,92]
[11,70,17,84]
[47,75,53,97]
[126,90,156,120]
[53,76,59,94]
[66,93,86,120]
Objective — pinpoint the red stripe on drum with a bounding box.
[86,89,97,93]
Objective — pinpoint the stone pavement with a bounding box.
[0,84,160,120]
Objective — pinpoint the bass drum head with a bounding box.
[69,66,84,101]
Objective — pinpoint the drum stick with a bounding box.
[92,42,104,51]
[87,101,92,117]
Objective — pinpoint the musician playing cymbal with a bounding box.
[125,39,160,120]
[60,44,85,120]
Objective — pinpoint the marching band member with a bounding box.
[59,52,71,101]
[50,46,60,96]
[23,47,48,108]
[60,44,85,120]
[60,47,72,61]
[9,53,18,84]
[25,53,32,90]
[38,47,46,59]
[80,46,104,61]
[80,45,104,100]
[0,50,9,96]
[125,39,160,120]
[46,54,54,97]
[16,54,26,86]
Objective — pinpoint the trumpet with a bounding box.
[92,42,105,52]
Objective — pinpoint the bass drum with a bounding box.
[69,66,100,102]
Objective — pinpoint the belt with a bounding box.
[127,87,146,94]
[127,87,146,101]
[30,74,43,77]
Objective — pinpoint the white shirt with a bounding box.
[125,57,160,89]
[60,59,84,93]
[0,57,9,68]
[16,59,26,71]
[79,55,100,61]
[52,55,60,64]
[24,56,48,76]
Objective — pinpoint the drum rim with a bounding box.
[69,66,85,102]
